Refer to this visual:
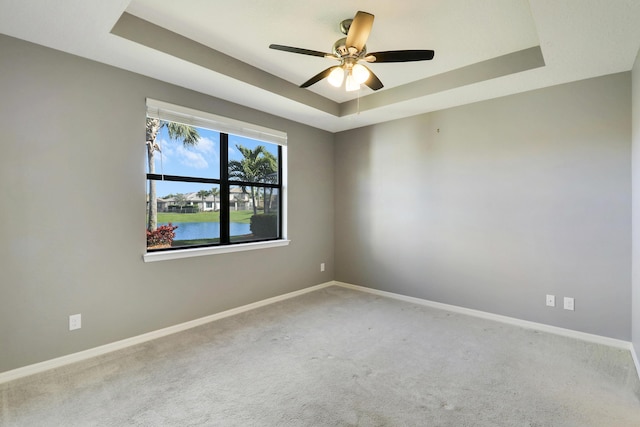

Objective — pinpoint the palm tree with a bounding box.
[259,151,278,213]
[174,193,187,207]
[210,187,220,211]
[196,189,209,211]
[146,118,200,230]
[228,145,275,215]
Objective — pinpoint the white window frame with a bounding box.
[143,99,289,263]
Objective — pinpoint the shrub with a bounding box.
[147,223,178,247]
[182,205,198,213]
[250,214,277,238]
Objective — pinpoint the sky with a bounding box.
[147,125,279,197]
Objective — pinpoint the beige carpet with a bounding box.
[2,286,640,426]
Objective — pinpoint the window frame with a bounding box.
[143,99,289,262]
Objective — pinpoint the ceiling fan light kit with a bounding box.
[351,63,370,84]
[328,62,370,90]
[269,11,435,93]
[345,73,360,92]
[327,67,344,87]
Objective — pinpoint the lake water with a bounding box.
[159,222,251,240]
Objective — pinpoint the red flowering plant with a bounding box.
[146,223,178,248]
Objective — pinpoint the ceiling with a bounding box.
[1,0,639,133]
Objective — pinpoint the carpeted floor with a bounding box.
[1,285,640,426]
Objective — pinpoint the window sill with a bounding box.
[143,239,290,263]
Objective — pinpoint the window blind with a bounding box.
[146,98,287,146]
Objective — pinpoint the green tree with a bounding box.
[210,187,220,211]
[174,193,187,207]
[196,189,209,211]
[146,119,200,230]
[228,145,276,215]
[260,151,278,213]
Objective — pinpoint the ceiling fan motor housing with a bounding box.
[333,37,366,58]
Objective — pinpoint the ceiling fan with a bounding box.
[269,11,435,92]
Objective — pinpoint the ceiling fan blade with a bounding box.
[366,50,435,63]
[300,66,339,88]
[345,11,374,52]
[269,44,333,58]
[362,66,383,91]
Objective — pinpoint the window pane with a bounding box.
[146,120,220,179]
[229,186,280,243]
[228,135,279,184]
[147,180,221,250]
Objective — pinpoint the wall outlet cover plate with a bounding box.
[69,314,82,330]
[563,297,575,311]
[546,294,555,307]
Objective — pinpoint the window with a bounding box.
[144,99,287,261]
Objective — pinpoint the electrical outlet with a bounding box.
[563,297,575,311]
[546,294,555,307]
[320,263,325,272]
[69,314,82,331]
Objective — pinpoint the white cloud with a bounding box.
[154,135,219,171]
[177,145,208,169]
[195,136,216,154]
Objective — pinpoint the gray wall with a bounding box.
[335,73,632,340]
[0,31,635,374]
[633,50,640,356]
[0,35,334,373]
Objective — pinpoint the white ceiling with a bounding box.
[1,0,639,132]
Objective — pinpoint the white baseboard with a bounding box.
[334,281,633,351]
[0,281,334,384]
[2,280,637,384]
[631,343,640,380]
